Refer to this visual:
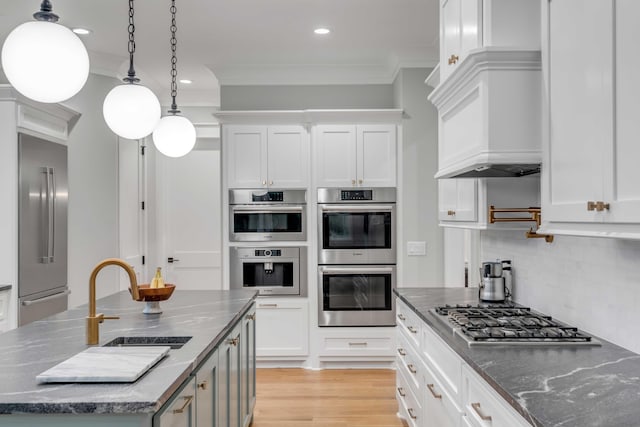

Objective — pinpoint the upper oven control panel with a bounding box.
[254,249,282,257]
[252,191,284,202]
[341,190,372,201]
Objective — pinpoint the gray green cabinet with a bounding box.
[154,377,197,427]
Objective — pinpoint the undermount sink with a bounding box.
[103,336,192,350]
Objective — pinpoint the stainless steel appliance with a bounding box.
[318,265,396,326]
[479,261,507,302]
[230,247,307,296]
[317,188,396,265]
[229,189,306,242]
[430,304,600,346]
[18,133,69,326]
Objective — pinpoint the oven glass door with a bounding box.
[231,205,305,241]
[321,207,392,249]
[318,266,396,326]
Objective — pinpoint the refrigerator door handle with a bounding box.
[21,289,71,306]
[39,167,55,264]
[39,167,50,264]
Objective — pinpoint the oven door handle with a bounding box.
[319,266,395,274]
[320,204,394,212]
[232,206,304,213]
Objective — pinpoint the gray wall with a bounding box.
[63,73,121,307]
[393,68,443,286]
[221,84,395,110]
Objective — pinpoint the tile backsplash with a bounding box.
[481,230,640,354]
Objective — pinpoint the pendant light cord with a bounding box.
[33,0,59,22]
[124,0,140,83]
[168,0,180,114]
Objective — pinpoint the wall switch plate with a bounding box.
[407,241,427,256]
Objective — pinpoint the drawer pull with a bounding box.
[587,201,610,212]
[397,348,407,356]
[471,402,492,421]
[397,313,406,321]
[427,383,442,399]
[408,408,418,420]
[228,336,240,346]
[348,342,368,346]
[172,395,194,414]
[246,313,256,320]
[447,210,456,216]
[397,386,406,397]
[197,380,208,390]
[407,364,417,374]
[407,326,418,334]
[448,54,459,65]
[259,303,278,308]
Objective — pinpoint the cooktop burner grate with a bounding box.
[431,304,600,346]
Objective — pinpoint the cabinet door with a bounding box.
[545,0,613,223]
[266,125,309,188]
[357,124,396,187]
[608,0,640,222]
[314,125,358,187]
[226,126,267,188]
[438,179,477,223]
[256,299,309,357]
[154,377,197,427]
[219,324,242,427]
[240,306,256,427]
[195,349,219,427]
[441,0,461,81]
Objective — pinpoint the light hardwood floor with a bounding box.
[252,368,408,427]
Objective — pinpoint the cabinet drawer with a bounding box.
[462,365,530,427]
[396,367,422,427]
[396,332,423,394]
[154,376,197,427]
[423,357,463,427]
[422,323,462,400]
[320,336,393,356]
[397,300,422,349]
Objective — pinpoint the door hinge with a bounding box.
[141,201,145,210]
[141,145,146,155]
[142,255,146,265]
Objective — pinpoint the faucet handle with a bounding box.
[103,315,120,320]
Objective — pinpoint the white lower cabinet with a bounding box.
[0,290,10,333]
[318,327,395,360]
[461,365,530,427]
[256,298,308,359]
[396,298,530,427]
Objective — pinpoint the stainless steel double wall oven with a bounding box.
[317,188,397,327]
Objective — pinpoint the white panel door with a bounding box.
[441,0,461,81]
[118,139,145,287]
[267,125,309,188]
[158,145,222,290]
[546,0,612,222]
[438,179,477,222]
[255,299,309,357]
[226,126,267,188]
[314,125,357,188]
[357,124,396,187]
[608,0,640,222]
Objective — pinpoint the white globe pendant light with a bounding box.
[1,1,90,103]
[152,0,196,158]
[103,0,160,140]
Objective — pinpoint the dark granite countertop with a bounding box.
[0,289,257,415]
[395,287,640,427]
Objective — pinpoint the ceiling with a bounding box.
[0,0,439,106]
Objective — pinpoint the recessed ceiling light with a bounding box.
[179,79,192,84]
[72,28,91,35]
[314,28,330,35]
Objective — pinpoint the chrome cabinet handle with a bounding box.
[397,386,406,397]
[172,395,194,414]
[39,167,55,264]
[471,402,492,421]
[397,348,407,356]
[427,384,442,399]
[348,342,368,346]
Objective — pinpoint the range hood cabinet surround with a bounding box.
[429,48,542,179]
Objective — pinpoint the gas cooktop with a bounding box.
[430,303,600,346]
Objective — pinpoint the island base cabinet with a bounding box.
[422,361,462,427]
[154,377,197,427]
[240,305,256,427]
[195,349,219,427]
[219,323,242,427]
[396,368,422,427]
[461,365,530,427]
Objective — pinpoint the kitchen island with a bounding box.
[0,289,257,426]
[395,287,640,427]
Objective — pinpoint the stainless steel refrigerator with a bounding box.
[18,133,69,326]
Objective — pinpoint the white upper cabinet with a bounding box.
[440,0,481,81]
[541,0,640,238]
[226,125,309,189]
[314,124,396,188]
[438,179,477,223]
